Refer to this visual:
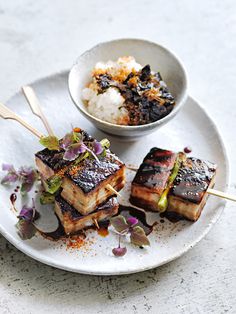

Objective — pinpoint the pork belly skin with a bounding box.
[61,155,126,215]
[168,157,217,221]
[130,147,176,211]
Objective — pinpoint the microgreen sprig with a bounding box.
[110,215,150,257]
[1,164,38,195]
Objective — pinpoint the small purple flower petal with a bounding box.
[18,205,34,221]
[93,141,103,155]
[127,216,139,226]
[112,246,127,257]
[1,173,18,184]
[63,143,87,161]
[2,164,15,172]
[18,167,38,194]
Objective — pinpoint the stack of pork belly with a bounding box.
[35,130,126,234]
[130,147,217,221]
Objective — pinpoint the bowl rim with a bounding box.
[68,38,188,130]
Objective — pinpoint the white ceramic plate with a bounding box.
[0,71,229,275]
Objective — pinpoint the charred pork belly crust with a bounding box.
[167,157,217,221]
[35,130,93,180]
[55,194,119,234]
[61,154,126,215]
[130,148,176,211]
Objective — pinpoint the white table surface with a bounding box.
[0,1,235,313]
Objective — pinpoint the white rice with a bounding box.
[82,57,142,124]
[82,87,127,124]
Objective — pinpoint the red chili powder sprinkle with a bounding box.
[66,235,85,250]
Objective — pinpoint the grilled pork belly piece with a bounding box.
[35,130,94,180]
[55,194,119,234]
[61,154,126,215]
[130,148,176,211]
[167,157,217,221]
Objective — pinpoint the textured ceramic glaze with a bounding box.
[68,39,188,139]
[0,72,228,275]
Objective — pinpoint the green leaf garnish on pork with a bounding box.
[39,136,60,151]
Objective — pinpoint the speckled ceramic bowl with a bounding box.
[68,38,188,140]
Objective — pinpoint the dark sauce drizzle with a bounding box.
[118,205,156,235]
[10,193,17,204]
[160,211,185,223]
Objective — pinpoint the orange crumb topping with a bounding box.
[66,235,85,249]
[68,164,82,176]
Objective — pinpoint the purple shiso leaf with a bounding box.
[2,164,15,172]
[130,226,150,247]
[127,216,139,227]
[1,173,19,184]
[112,246,127,257]
[1,163,18,184]
[18,167,38,194]
[110,215,129,233]
[16,202,40,240]
[18,205,35,221]
[16,219,37,240]
[63,142,87,161]
[60,133,74,150]
[93,141,103,155]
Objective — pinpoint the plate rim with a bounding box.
[0,71,230,276]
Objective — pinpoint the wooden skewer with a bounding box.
[127,164,236,202]
[207,188,236,202]
[93,218,100,229]
[106,184,123,198]
[22,86,54,136]
[106,184,147,212]
[0,102,43,138]
[21,87,123,202]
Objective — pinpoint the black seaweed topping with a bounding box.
[92,64,175,126]
[140,65,151,81]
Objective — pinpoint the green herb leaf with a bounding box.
[158,152,186,213]
[74,151,89,164]
[40,191,55,204]
[45,175,62,194]
[39,136,60,151]
[100,138,110,149]
[130,226,150,247]
[110,215,129,233]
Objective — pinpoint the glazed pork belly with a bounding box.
[130,148,176,211]
[55,194,119,234]
[61,154,126,215]
[35,130,94,180]
[167,157,217,221]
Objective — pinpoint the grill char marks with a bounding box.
[170,157,217,204]
[35,149,69,172]
[66,155,122,194]
[133,148,176,191]
[130,148,176,211]
[61,153,126,215]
